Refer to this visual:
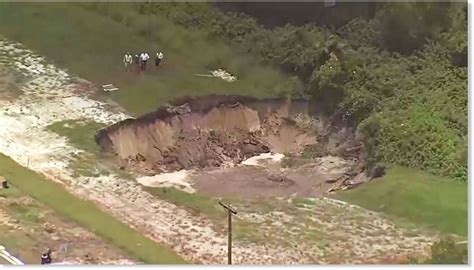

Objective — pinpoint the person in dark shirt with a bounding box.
[40,249,52,265]
[134,54,140,72]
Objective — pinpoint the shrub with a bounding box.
[80,2,467,182]
[414,238,468,264]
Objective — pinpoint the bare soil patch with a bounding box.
[190,156,356,199]
[96,95,315,175]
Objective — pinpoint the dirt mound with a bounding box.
[96,95,314,174]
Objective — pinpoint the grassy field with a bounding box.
[0,154,186,264]
[145,187,227,220]
[47,120,105,154]
[47,119,135,179]
[336,166,468,236]
[0,2,291,116]
[144,186,281,245]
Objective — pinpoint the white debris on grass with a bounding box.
[136,170,196,193]
[211,69,237,82]
[241,152,285,166]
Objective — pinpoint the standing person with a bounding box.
[155,51,164,69]
[123,52,133,72]
[134,53,140,72]
[140,52,150,71]
[41,249,52,265]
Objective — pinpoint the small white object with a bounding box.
[102,84,119,92]
[194,74,214,77]
[210,69,237,82]
[103,87,119,92]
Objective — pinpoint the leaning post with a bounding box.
[218,201,237,265]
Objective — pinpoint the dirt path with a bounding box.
[0,37,442,264]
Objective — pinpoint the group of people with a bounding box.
[123,51,164,72]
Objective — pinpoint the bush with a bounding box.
[81,2,467,182]
[410,238,468,264]
[360,103,466,181]
[373,2,452,54]
[429,238,467,264]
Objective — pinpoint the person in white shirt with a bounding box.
[139,52,150,71]
[123,52,133,72]
[155,51,164,68]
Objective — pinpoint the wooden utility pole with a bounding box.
[218,201,237,265]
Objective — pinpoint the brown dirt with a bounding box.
[0,67,23,101]
[96,94,367,199]
[96,95,315,175]
[190,156,357,199]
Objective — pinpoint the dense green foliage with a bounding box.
[409,238,468,264]
[143,2,467,181]
[338,166,467,236]
[0,2,467,180]
[425,238,468,264]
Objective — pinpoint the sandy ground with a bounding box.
[0,37,447,264]
[0,194,133,265]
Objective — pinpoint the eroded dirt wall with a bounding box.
[96,95,313,174]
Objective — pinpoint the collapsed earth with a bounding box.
[0,1,468,265]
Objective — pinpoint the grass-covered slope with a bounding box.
[0,2,292,116]
[336,166,467,236]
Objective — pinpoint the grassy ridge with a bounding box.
[336,166,467,236]
[0,2,291,116]
[0,154,187,264]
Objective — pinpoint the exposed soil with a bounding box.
[96,95,317,175]
[0,37,452,265]
[0,192,133,265]
[190,156,357,199]
[97,94,366,198]
[0,66,24,101]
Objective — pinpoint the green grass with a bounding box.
[0,225,39,264]
[0,185,22,199]
[7,202,43,224]
[47,120,105,154]
[0,154,186,264]
[47,120,107,177]
[47,120,135,179]
[144,187,280,244]
[291,197,316,207]
[0,2,292,116]
[145,186,277,221]
[145,187,227,220]
[336,166,467,236]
